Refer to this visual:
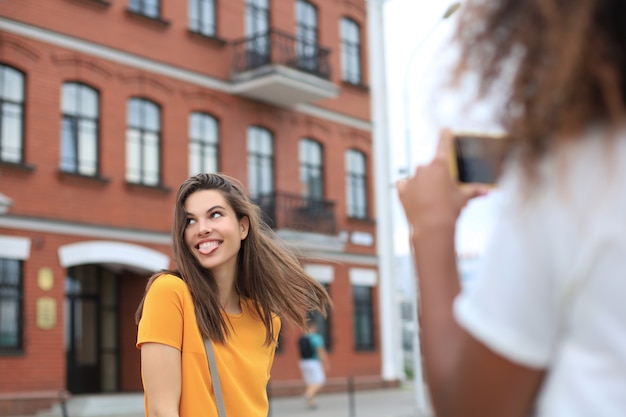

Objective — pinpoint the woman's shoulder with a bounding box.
[147,272,188,296]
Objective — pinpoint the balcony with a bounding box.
[231,29,339,107]
[253,192,337,235]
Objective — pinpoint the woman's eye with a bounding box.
[210,211,223,219]
[186,218,196,226]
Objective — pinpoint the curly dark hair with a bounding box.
[452,0,626,176]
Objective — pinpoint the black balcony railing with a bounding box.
[253,192,337,235]
[232,29,332,80]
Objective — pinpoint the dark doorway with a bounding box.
[65,265,119,394]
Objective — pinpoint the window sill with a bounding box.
[0,348,24,357]
[125,9,171,29]
[0,160,36,172]
[66,0,111,8]
[57,170,111,184]
[125,181,171,194]
[355,346,376,352]
[347,216,376,225]
[187,29,227,47]
[341,81,370,92]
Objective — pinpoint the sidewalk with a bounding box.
[268,383,433,417]
[33,383,433,417]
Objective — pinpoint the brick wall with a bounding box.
[0,0,383,400]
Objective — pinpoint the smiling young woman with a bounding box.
[135,173,331,417]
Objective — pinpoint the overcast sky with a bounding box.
[383,0,501,256]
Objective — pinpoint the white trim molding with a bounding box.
[349,267,378,287]
[304,264,335,284]
[58,240,170,272]
[0,235,30,259]
[0,17,371,132]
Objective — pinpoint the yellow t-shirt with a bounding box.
[137,273,280,417]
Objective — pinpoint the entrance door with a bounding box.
[65,265,119,394]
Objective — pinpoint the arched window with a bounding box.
[296,0,319,72]
[128,0,160,18]
[247,126,274,199]
[345,149,367,218]
[126,98,161,186]
[188,112,219,176]
[60,82,99,176]
[188,0,216,36]
[340,18,361,84]
[0,64,25,164]
[245,0,270,63]
[299,138,324,200]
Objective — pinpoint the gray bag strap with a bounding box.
[204,339,227,417]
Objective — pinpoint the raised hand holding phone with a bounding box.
[449,132,511,186]
[396,129,490,237]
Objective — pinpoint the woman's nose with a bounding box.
[197,219,212,234]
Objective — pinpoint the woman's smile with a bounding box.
[197,240,222,255]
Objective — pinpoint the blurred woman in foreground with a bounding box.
[397,0,626,416]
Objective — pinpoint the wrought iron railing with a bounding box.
[253,192,337,235]
[232,29,332,80]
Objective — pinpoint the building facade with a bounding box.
[0,0,394,414]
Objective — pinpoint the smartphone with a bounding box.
[450,132,510,185]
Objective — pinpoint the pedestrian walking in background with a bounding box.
[298,320,330,410]
[397,0,626,416]
[135,173,331,417]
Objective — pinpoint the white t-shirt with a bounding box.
[454,128,626,416]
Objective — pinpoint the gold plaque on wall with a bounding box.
[37,267,54,291]
[36,297,57,330]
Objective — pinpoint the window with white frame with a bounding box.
[0,64,25,164]
[246,0,269,36]
[352,284,374,350]
[188,0,216,36]
[296,0,318,72]
[128,0,160,18]
[340,17,361,84]
[0,258,23,352]
[60,82,99,176]
[189,112,219,176]
[247,126,274,199]
[299,138,323,200]
[346,149,367,219]
[245,0,269,60]
[126,98,161,186]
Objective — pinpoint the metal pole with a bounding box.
[348,376,356,417]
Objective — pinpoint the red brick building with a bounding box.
[0,0,395,414]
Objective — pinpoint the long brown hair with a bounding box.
[452,0,626,176]
[136,173,331,345]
